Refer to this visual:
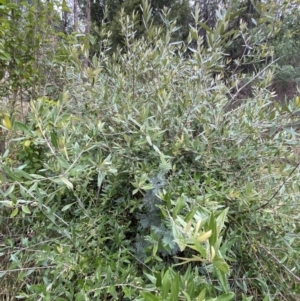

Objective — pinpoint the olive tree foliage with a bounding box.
[0,1,300,300]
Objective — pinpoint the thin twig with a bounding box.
[224,58,280,111]
[259,243,300,283]
[256,161,300,210]
[0,265,56,273]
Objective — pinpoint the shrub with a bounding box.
[0,2,299,300]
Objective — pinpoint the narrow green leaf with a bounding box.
[2,165,20,181]
[142,292,159,301]
[173,196,185,217]
[161,270,170,300]
[75,291,86,301]
[216,208,228,235]
[213,256,230,274]
[10,208,18,217]
[196,288,206,301]
[208,214,217,245]
[182,291,192,301]
[229,9,244,21]
[5,184,15,197]
[184,208,198,223]
[215,293,234,301]
[50,132,58,148]
[144,273,157,285]
[61,203,75,212]
[214,263,229,293]
[170,273,179,301]
[146,135,152,146]
[97,172,106,188]
[198,21,213,33]
[14,168,32,180]
[153,145,161,154]
[21,205,31,214]
[60,176,73,190]
[152,242,158,257]
[14,121,29,132]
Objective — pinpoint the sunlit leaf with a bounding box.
[197,230,212,242]
[2,115,12,130]
[60,177,73,190]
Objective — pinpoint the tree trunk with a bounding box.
[84,0,91,67]
[0,128,6,155]
[85,0,91,37]
[74,0,78,31]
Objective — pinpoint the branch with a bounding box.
[256,162,300,210]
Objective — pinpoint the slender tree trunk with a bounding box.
[62,11,68,33]
[74,0,78,31]
[0,128,6,155]
[85,0,91,36]
[84,0,91,67]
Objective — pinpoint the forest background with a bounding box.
[0,0,300,300]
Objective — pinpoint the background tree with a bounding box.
[0,0,65,104]
[89,0,191,52]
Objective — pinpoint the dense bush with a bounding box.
[0,2,300,300]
